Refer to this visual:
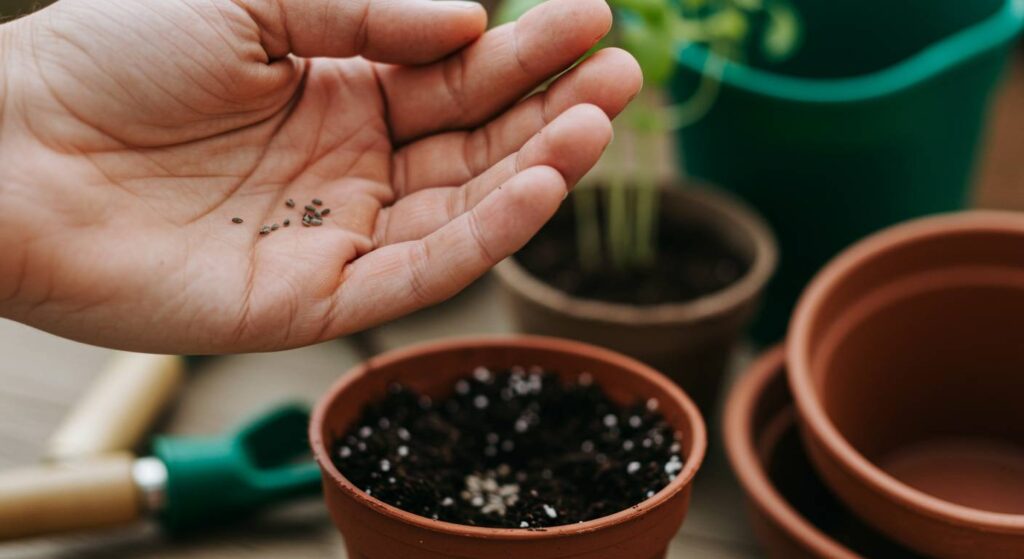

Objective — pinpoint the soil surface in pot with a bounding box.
[514,195,748,305]
[332,367,683,529]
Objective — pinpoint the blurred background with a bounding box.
[0,0,1022,557]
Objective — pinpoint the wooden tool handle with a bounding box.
[46,353,185,461]
[0,454,142,540]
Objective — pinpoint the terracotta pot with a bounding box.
[309,336,707,559]
[493,185,776,413]
[787,212,1024,558]
[724,345,923,559]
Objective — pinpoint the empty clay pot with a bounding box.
[493,184,776,413]
[788,212,1024,558]
[309,336,707,559]
[724,345,923,559]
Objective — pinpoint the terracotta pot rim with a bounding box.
[492,184,777,326]
[724,345,861,559]
[309,335,708,540]
[787,210,1024,532]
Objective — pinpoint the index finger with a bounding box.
[378,0,613,143]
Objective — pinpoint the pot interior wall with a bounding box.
[741,0,1003,78]
[814,277,1024,514]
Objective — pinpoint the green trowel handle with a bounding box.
[152,403,323,534]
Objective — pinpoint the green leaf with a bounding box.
[494,0,546,26]
[620,20,675,86]
[681,0,709,10]
[762,1,801,61]
[704,7,748,42]
[732,0,764,12]
[609,0,667,23]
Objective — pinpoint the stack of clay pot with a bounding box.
[724,212,1024,558]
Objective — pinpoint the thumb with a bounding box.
[241,0,487,64]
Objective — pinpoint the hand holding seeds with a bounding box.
[0,0,640,353]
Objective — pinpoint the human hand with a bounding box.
[0,0,641,353]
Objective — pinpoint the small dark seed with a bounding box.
[283,219,290,227]
[302,221,311,227]
[271,223,280,231]
[305,205,317,213]
[313,211,322,219]
[311,218,323,226]
[312,198,323,206]
[259,227,270,236]
[285,199,295,208]
[231,217,243,224]
[321,208,330,216]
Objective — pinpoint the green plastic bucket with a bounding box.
[672,0,1024,343]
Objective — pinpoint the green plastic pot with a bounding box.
[672,0,1024,343]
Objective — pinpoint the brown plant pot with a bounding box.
[724,345,924,559]
[309,336,707,559]
[492,185,777,413]
[787,212,1024,558]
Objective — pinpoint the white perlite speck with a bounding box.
[542,504,558,519]
[460,471,521,517]
[473,366,492,383]
[664,455,683,475]
[627,461,641,474]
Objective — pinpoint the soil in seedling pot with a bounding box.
[332,367,684,529]
[515,194,748,305]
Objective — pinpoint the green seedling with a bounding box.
[498,0,801,272]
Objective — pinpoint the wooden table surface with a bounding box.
[0,38,1020,559]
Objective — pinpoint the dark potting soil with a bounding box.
[332,367,684,529]
[515,196,749,305]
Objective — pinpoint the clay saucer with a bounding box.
[724,345,924,558]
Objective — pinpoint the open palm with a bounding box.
[0,0,641,353]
